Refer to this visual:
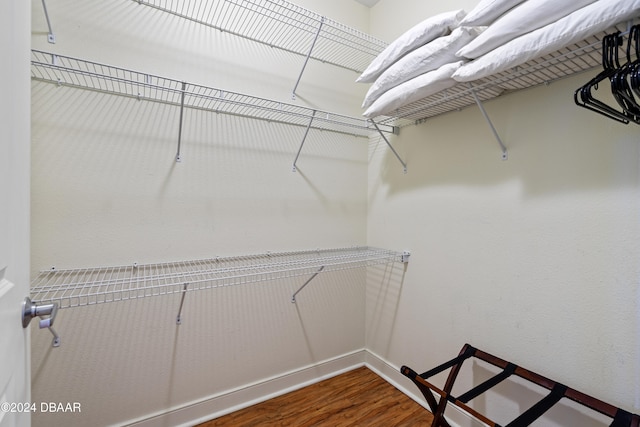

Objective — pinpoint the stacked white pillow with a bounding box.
[358,0,640,118]
[362,26,483,110]
[458,0,527,27]
[362,61,464,118]
[454,0,640,82]
[357,9,471,118]
[456,0,598,59]
[357,9,466,84]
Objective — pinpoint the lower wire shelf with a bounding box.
[24,246,409,347]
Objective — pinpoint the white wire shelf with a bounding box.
[31,50,393,138]
[374,21,633,128]
[133,0,387,75]
[30,247,407,309]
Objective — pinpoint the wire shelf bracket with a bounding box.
[26,247,408,346]
[371,119,407,174]
[291,265,324,303]
[469,83,508,161]
[40,0,56,43]
[176,282,189,325]
[176,81,187,162]
[292,110,316,172]
[292,16,325,100]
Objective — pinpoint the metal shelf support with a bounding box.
[469,83,508,161]
[291,265,325,303]
[292,110,316,172]
[176,283,189,325]
[371,120,407,174]
[176,81,187,162]
[292,17,325,100]
[41,0,56,43]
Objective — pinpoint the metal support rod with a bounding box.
[48,326,61,348]
[176,283,189,325]
[176,81,187,162]
[291,266,325,303]
[292,17,325,99]
[468,84,508,160]
[41,0,56,43]
[292,110,316,172]
[370,120,408,174]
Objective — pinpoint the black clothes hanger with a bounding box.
[575,29,640,125]
[627,25,640,99]
[575,33,630,124]
[610,27,640,120]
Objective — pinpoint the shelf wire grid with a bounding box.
[30,247,403,309]
[133,0,387,74]
[31,50,393,137]
[374,21,633,128]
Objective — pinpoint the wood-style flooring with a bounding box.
[196,367,434,426]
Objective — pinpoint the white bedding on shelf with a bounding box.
[356,9,465,83]
[363,61,464,118]
[458,0,526,27]
[456,0,598,59]
[362,27,483,109]
[453,0,640,82]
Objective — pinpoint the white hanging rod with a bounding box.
[374,21,632,128]
[133,0,387,74]
[30,50,395,138]
[30,247,406,310]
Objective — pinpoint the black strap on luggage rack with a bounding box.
[401,343,640,427]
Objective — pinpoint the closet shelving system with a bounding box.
[131,0,388,99]
[128,0,638,161]
[30,50,398,169]
[24,247,409,347]
[372,19,638,160]
[28,2,409,346]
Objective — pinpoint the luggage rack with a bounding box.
[401,344,639,427]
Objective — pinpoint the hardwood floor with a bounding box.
[196,367,434,426]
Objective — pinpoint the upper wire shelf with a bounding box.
[133,0,387,74]
[30,247,405,309]
[374,21,633,128]
[31,50,394,138]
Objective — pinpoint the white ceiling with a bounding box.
[353,0,381,7]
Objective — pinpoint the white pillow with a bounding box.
[456,0,597,59]
[362,27,483,109]
[453,0,640,82]
[363,61,464,118]
[356,9,466,83]
[459,0,526,27]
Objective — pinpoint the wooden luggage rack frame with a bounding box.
[401,344,639,427]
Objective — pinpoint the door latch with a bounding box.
[22,297,60,347]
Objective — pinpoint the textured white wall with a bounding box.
[30,0,370,426]
[30,0,640,425]
[367,0,640,423]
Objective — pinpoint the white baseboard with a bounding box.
[365,351,474,427]
[363,350,431,411]
[123,349,478,427]
[123,349,367,427]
